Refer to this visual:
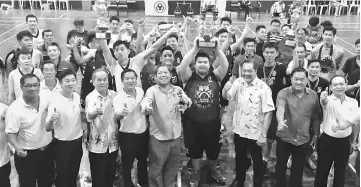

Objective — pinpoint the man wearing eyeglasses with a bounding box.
[5,73,53,187]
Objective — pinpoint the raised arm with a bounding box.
[135,26,181,68]
[178,38,199,83]
[213,41,229,82]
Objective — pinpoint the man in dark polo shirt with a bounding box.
[232,37,264,78]
[341,38,360,105]
[275,67,321,187]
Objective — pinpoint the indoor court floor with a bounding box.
[0,7,359,187]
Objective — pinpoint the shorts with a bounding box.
[183,118,221,160]
[267,111,278,141]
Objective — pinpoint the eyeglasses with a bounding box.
[22,84,40,88]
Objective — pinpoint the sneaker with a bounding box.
[189,171,200,187]
[207,168,226,185]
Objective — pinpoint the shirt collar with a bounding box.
[289,86,310,95]
[93,89,111,99]
[120,87,140,99]
[40,79,61,91]
[329,94,350,102]
[156,84,176,94]
[241,77,260,87]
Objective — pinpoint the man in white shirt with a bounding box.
[6,73,53,187]
[45,69,83,187]
[113,69,149,187]
[85,69,118,187]
[224,60,275,187]
[0,103,10,187]
[40,61,62,95]
[8,49,44,104]
[314,75,359,187]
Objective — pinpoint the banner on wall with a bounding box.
[145,0,169,16]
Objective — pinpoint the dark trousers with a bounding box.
[54,137,83,187]
[14,145,53,187]
[0,162,10,187]
[314,133,351,187]
[234,134,265,187]
[118,130,149,187]
[88,149,118,187]
[275,138,308,187]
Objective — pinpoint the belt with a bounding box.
[25,145,49,152]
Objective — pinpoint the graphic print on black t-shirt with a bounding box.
[184,72,220,123]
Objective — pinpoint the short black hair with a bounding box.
[158,21,167,25]
[109,16,120,23]
[256,25,266,32]
[281,24,291,30]
[121,69,138,81]
[160,45,174,56]
[297,28,309,36]
[113,40,130,49]
[124,19,134,24]
[220,17,232,25]
[16,30,33,41]
[155,64,171,74]
[243,37,256,46]
[73,17,84,26]
[308,17,320,27]
[270,19,281,26]
[58,69,76,82]
[241,59,259,71]
[25,14,37,22]
[330,74,347,85]
[86,31,97,45]
[92,68,109,81]
[355,38,360,45]
[320,20,333,28]
[215,28,228,37]
[290,67,308,77]
[20,73,40,86]
[263,42,278,51]
[42,29,53,38]
[195,51,210,62]
[48,42,61,51]
[16,49,32,61]
[307,59,321,67]
[295,43,307,52]
[323,26,337,35]
[41,60,57,71]
[167,34,179,41]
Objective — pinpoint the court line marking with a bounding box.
[336,36,357,47]
[58,13,66,19]
[0,22,25,38]
[0,12,66,46]
[349,163,357,173]
[337,44,356,55]
[337,30,361,31]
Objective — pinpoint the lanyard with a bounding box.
[307,77,319,91]
[263,64,277,85]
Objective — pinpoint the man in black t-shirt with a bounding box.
[341,38,360,104]
[257,43,287,167]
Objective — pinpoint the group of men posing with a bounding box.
[0,12,359,187]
